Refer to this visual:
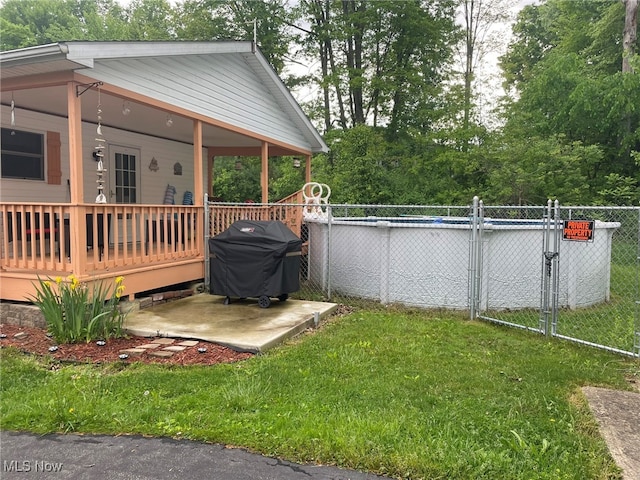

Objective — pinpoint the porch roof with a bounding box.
[0,41,328,155]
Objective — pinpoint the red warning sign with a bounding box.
[562,220,594,242]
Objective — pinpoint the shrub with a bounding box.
[30,275,127,344]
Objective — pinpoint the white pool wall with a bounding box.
[307,217,620,310]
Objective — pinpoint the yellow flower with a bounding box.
[115,285,126,299]
[43,280,51,288]
[67,274,80,291]
[115,276,125,285]
[69,408,74,413]
[55,276,62,284]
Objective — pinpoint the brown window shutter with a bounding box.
[47,131,61,184]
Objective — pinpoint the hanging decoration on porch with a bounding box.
[148,157,159,172]
[10,92,16,127]
[95,85,107,204]
[173,162,182,176]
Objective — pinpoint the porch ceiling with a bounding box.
[1,85,273,152]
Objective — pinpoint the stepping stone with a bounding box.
[163,345,186,352]
[177,340,199,347]
[137,343,161,349]
[153,338,175,345]
[119,348,146,356]
[149,350,174,358]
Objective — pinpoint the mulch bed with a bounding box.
[0,323,253,366]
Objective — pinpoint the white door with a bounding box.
[109,145,141,244]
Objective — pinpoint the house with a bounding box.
[0,41,328,302]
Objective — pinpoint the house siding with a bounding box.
[0,109,69,203]
[83,54,311,149]
[1,108,204,205]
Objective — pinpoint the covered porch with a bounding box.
[0,42,327,303]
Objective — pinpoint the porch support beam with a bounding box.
[261,142,269,203]
[193,120,204,206]
[67,81,87,273]
[207,147,215,198]
[0,71,74,92]
[208,146,310,157]
[305,154,311,184]
[193,120,205,259]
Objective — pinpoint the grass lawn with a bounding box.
[1,308,637,479]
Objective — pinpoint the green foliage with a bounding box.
[211,157,261,203]
[175,0,294,75]
[29,275,127,344]
[483,134,600,204]
[0,0,133,49]
[500,0,640,205]
[596,173,640,205]
[124,0,176,40]
[296,0,458,134]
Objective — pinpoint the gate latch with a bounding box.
[544,252,559,277]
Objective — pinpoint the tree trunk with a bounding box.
[622,0,638,73]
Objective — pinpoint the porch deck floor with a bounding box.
[124,293,338,353]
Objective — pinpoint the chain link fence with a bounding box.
[207,200,639,357]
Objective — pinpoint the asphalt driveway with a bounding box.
[0,431,392,480]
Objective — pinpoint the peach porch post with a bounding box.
[67,80,87,275]
[261,141,269,203]
[193,120,205,260]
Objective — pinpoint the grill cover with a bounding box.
[209,220,302,299]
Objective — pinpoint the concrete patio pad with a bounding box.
[124,294,338,352]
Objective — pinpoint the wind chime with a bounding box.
[10,92,15,127]
[95,86,107,203]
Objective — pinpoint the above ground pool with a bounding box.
[305,216,620,310]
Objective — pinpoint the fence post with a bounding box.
[635,208,640,357]
[540,199,558,336]
[326,204,332,301]
[469,196,479,319]
[204,193,210,290]
[551,199,561,336]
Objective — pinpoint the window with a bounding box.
[1,128,45,180]
[114,150,138,203]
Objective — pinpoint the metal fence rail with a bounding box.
[206,199,640,358]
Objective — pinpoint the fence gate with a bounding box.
[471,199,551,334]
[553,205,640,357]
[473,200,640,358]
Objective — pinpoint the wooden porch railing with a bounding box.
[0,203,203,275]
[208,190,304,238]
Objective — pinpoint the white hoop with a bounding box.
[302,182,331,219]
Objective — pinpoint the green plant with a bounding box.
[30,275,127,344]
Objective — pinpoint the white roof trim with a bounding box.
[63,41,256,61]
[0,43,93,68]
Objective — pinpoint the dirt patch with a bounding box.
[582,386,640,480]
[0,323,253,366]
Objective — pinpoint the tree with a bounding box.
[0,0,174,49]
[1,0,90,48]
[623,0,638,73]
[176,0,295,76]
[456,0,511,137]
[296,0,459,135]
[499,0,639,205]
[124,0,176,40]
